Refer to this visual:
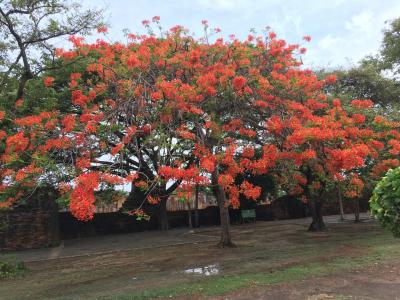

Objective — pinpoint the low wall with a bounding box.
[0,199,60,251]
[0,195,369,249]
[60,197,367,240]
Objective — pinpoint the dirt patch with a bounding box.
[214,261,400,300]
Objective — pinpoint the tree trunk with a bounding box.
[194,184,199,228]
[17,77,27,100]
[217,200,234,247]
[354,199,360,222]
[308,198,326,231]
[187,202,192,229]
[122,182,171,230]
[121,184,147,211]
[212,170,235,248]
[16,70,34,100]
[159,196,169,231]
[337,185,345,221]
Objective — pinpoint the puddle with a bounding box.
[184,264,220,276]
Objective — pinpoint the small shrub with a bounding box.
[370,167,400,237]
[0,256,26,279]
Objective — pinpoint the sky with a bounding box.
[84,0,400,70]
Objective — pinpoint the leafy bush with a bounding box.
[370,167,400,236]
[0,256,26,279]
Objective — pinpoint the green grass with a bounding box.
[0,255,26,280]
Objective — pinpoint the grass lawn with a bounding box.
[1,219,399,300]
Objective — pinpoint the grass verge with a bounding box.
[0,255,27,280]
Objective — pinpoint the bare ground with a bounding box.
[1,214,399,300]
[210,261,400,300]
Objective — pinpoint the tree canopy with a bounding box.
[1,19,400,245]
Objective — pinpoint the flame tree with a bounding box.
[1,19,399,245]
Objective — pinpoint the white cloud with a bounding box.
[306,4,400,68]
[345,10,374,33]
[318,34,343,50]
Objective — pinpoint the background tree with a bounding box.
[321,61,400,109]
[254,58,397,230]
[315,17,400,221]
[380,17,400,77]
[0,0,103,101]
[319,18,400,116]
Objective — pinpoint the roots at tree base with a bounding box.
[308,220,326,231]
[217,239,236,248]
[308,196,326,232]
[217,229,236,248]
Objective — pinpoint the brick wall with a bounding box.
[0,198,60,251]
